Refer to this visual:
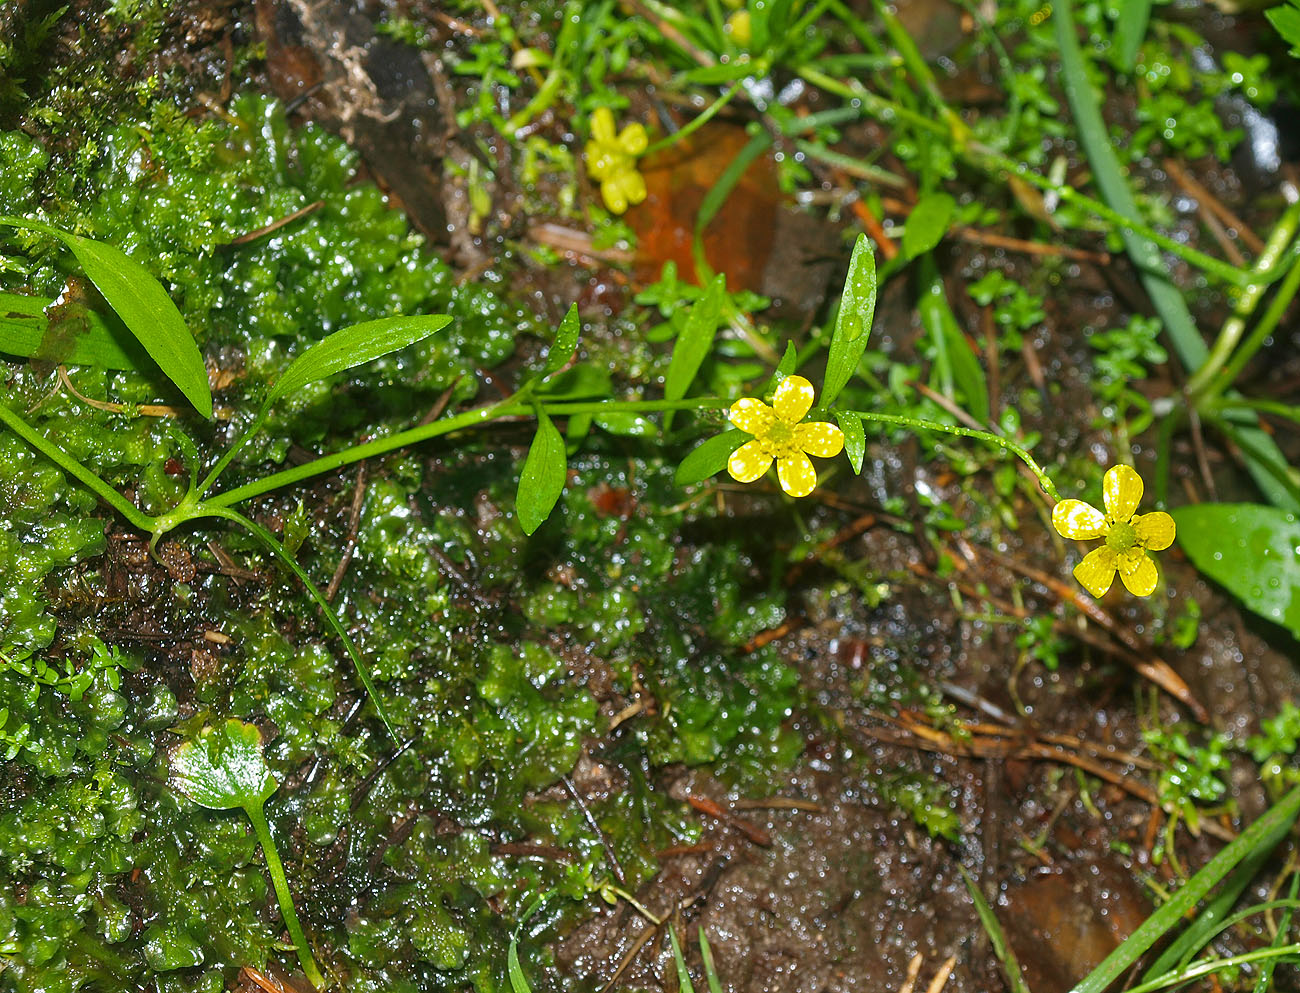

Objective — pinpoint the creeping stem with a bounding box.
[845,409,1061,501]
[0,401,155,531]
[207,396,730,509]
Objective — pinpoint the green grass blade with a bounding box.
[1112,0,1153,72]
[1069,785,1300,993]
[663,274,726,431]
[507,893,551,993]
[1052,0,1298,512]
[698,931,723,993]
[958,865,1031,993]
[668,927,696,993]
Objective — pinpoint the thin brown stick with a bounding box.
[955,225,1111,264]
[325,462,367,602]
[971,545,1208,721]
[225,200,325,246]
[1164,158,1266,254]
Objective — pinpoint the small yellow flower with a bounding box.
[1052,465,1176,598]
[727,375,845,498]
[584,107,648,214]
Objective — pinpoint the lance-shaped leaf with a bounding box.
[822,235,877,408]
[900,192,956,262]
[0,290,152,370]
[517,409,567,535]
[675,428,746,487]
[836,411,866,474]
[266,314,453,409]
[542,304,580,378]
[663,274,726,430]
[61,230,212,417]
[1,218,211,414]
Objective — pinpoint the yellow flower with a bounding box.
[727,375,845,498]
[584,107,648,214]
[1052,465,1176,598]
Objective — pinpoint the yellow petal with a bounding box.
[591,107,616,144]
[601,177,628,214]
[729,397,775,437]
[728,439,772,483]
[1073,546,1118,598]
[1133,511,1175,551]
[1102,464,1143,523]
[1052,499,1107,540]
[1117,548,1158,596]
[620,169,647,207]
[776,451,817,497]
[772,375,815,423]
[795,421,845,458]
[618,122,648,156]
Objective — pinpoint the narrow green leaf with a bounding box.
[59,232,212,417]
[1112,0,1153,71]
[1070,786,1300,993]
[168,719,277,810]
[508,892,551,993]
[543,304,580,378]
[919,257,989,423]
[1170,503,1300,640]
[699,931,724,993]
[776,340,798,377]
[668,928,696,993]
[901,192,956,262]
[836,410,865,474]
[958,865,1032,993]
[267,314,452,409]
[0,291,151,370]
[675,428,746,487]
[517,409,567,535]
[664,274,726,429]
[822,234,878,408]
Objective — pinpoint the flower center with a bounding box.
[764,420,799,456]
[1105,520,1138,552]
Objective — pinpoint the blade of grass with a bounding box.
[958,865,1032,993]
[1053,0,1298,511]
[1112,0,1153,73]
[1069,785,1300,993]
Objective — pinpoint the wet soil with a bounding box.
[8,1,1300,991]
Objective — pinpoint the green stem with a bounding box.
[0,401,156,531]
[793,68,1251,288]
[643,77,749,157]
[845,409,1060,500]
[245,802,326,989]
[1186,199,1300,399]
[196,407,271,498]
[1126,944,1300,993]
[1199,241,1300,404]
[1068,785,1300,993]
[206,396,727,509]
[201,506,397,741]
